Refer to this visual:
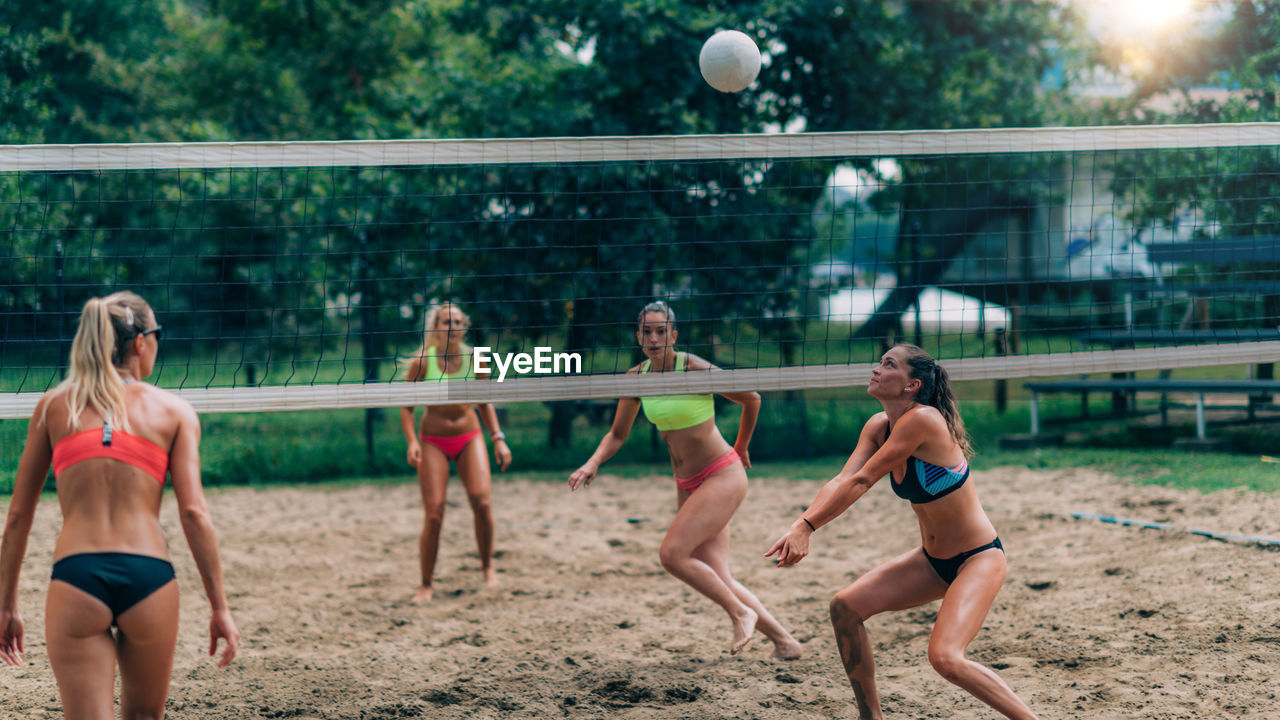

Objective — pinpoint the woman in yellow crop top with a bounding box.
[568,301,800,658]
[1,292,239,718]
[400,302,511,604]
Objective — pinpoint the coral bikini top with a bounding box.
[51,423,169,484]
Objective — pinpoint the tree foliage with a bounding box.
[2,1,1088,378]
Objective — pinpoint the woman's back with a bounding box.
[42,383,180,559]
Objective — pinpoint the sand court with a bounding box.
[4,465,1279,718]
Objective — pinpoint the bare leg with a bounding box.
[45,581,119,720]
[116,580,180,720]
[455,435,497,588]
[928,551,1039,720]
[413,443,451,603]
[829,548,948,720]
[659,465,756,654]
[690,520,801,659]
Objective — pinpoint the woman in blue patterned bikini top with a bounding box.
[767,344,1039,720]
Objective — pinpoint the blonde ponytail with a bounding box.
[50,292,154,431]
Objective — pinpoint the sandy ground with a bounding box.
[4,464,1280,719]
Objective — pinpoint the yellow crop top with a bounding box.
[639,352,715,431]
[416,345,473,381]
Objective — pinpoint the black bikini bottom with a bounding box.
[51,552,175,624]
[924,537,1003,585]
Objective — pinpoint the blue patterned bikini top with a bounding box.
[883,422,969,504]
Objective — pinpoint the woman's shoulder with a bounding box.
[863,411,890,435]
[680,352,715,371]
[38,383,69,406]
[400,352,427,381]
[137,384,197,422]
[898,404,949,433]
[31,384,69,426]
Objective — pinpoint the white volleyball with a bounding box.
[699,30,761,93]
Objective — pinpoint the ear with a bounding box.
[904,378,921,394]
[669,328,678,344]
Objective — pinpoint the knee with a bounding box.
[657,543,686,573]
[423,503,446,525]
[829,593,868,628]
[467,492,492,515]
[927,647,968,683]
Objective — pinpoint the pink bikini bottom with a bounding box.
[674,449,741,493]
[420,429,483,462]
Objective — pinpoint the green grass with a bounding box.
[972,447,1280,494]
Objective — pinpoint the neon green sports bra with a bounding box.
[639,352,715,431]
[417,345,473,381]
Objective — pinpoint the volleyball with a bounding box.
[698,30,761,93]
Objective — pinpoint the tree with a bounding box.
[1096,2,1280,334]
[2,1,1096,446]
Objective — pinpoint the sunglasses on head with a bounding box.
[140,325,163,342]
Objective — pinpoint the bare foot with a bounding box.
[771,636,803,660]
[730,608,758,655]
[410,585,433,604]
[482,567,500,589]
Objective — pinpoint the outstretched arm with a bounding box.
[767,412,927,566]
[168,401,239,668]
[568,397,641,491]
[0,396,53,666]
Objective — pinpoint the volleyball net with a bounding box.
[3,123,1279,417]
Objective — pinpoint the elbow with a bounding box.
[179,505,213,530]
[835,471,872,495]
[849,472,875,493]
[2,510,34,538]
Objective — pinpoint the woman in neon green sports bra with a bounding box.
[400,302,511,604]
[568,301,801,658]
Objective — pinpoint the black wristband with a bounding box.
[802,517,816,532]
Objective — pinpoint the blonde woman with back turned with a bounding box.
[0,291,239,719]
